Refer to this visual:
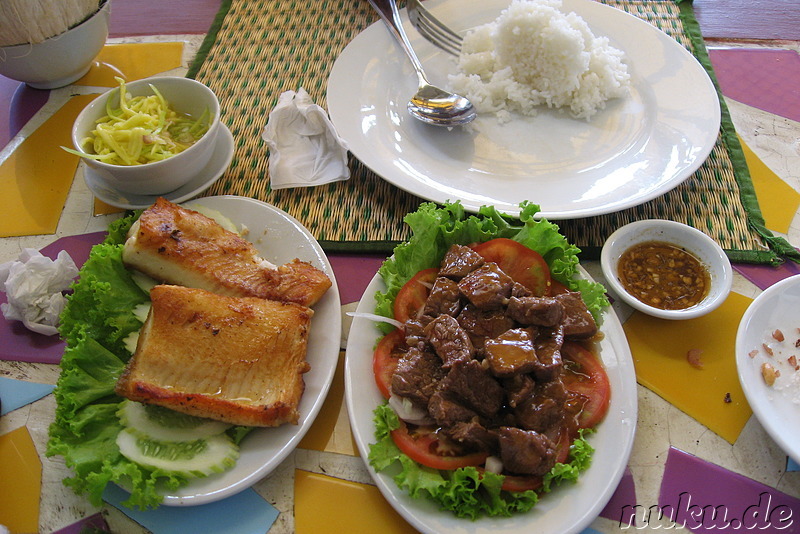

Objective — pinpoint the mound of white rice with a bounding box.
[448,0,631,122]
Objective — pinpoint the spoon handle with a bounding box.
[367,0,428,85]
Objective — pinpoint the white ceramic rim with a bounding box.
[735,274,800,464]
[326,0,721,219]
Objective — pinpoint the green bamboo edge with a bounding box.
[676,0,799,265]
[185,0,233,80]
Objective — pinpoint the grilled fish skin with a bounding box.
[122,197,331,307]
[116,284,312,427]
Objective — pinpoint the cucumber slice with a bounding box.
[116,428,239,477]
[118,401,232,442]
[130,270,159,295]
[132,302,151,323]
[122,331,140,354]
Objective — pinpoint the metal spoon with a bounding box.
[367,0,476,127]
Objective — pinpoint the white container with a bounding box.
[600,219,733,320]
[71,76,221,196]
[0,1,110,89]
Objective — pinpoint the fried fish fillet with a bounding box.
[116,284,312,427]
[122,197,331,307]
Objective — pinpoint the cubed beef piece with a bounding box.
[404,316,433,350]
[457,262,514,310]
[424,314,474,368]
[503,373,537,409]
[511,282,533,298]
[434,360,504,420]
[428,392,478,427]
[513,380,567,435]
[532,326,564,382]
[439,244,485,280]
[484,328,540,377]
[423,277,463,318]
[497,427,557,476]
[442,421,498,453]
[456,303,516,349]
[554,291,598,339]
[506,296,565,327]
[391,346,446,407]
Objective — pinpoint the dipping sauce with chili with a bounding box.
[617,241,710,310]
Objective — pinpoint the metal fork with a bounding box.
[407,0,463,56]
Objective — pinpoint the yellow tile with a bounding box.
[298,351,358,456]
[93,197,125,216]
[0,94,97,238]
[739,135,800,234]
[76,42,184,87]
[624,291,753,443]
[0,426,42,534]
[294,470,416,534]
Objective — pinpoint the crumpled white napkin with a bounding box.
[262,88,350,189]
[0,248,78,336]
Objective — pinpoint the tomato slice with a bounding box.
[471,238,551,296]
[499,473,544,492]
[560,341,611,429]
[549,279,570,296]
[391,421,489,470]
[373,328,406,399]
[393,267,438,323]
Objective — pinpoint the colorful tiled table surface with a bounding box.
[2,0,800,533]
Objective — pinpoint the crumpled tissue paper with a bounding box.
[0,249,78,336]
[262,88,350,189]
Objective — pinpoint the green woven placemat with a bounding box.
[187,0,796,264]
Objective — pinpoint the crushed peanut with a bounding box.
[761,362,779,387]
[686,349,704,370]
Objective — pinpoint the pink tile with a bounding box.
[709,48,800,123]
[658,447,800,532]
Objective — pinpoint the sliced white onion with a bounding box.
[346,311,404,330]
[388,395,434,426]
[485,455,504,474]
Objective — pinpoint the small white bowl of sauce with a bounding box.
[600,219,733,320]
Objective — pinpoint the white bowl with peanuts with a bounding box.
[736,274,800,464]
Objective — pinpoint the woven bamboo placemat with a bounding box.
[188,0,795,264]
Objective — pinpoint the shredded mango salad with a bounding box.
[64,77,212,166]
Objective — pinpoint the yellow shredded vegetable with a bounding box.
[63,77,212,166]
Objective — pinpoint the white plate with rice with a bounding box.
[327,0,720,219]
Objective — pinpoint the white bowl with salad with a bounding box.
[69,76,220,196]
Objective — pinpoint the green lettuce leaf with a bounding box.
[47,211,262,508]
[368,401,593,519]
[47,213,175,508]
[375,201,608,333]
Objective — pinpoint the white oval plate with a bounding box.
[327,0,720,219]
[344,266,638,533]
[84,124,235,210]
[155,195,341,505]
[736,275,800,465]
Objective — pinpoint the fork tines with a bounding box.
[407,0,463,56]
